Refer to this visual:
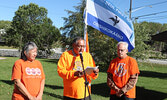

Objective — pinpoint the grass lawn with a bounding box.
[0,57,167,100]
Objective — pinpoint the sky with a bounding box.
[1,0,167,29]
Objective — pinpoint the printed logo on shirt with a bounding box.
[73,61,83,71]
[26,67,41,75]
[114,63,127,77]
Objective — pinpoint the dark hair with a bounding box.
[20,42,38,61]
[72,37,84,45]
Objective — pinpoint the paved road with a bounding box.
[0,57,6,60]
[139,59,167,65]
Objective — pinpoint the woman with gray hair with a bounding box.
[11,42,45,100]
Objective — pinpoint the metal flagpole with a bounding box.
[129,0,132,19]
[83,0,91,99]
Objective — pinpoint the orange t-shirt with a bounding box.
[107,56,140,98]
[57,50,98,99]
[11,59,45,100]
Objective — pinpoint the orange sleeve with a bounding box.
[57,52,75,80]
[11,60,22,80]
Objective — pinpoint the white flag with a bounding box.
[85,0,135,51]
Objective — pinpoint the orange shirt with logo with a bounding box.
[107,56,140,98]
[57,50,98,99]
[11,59,45,100]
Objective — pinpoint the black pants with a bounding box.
[110,95,135,100]
[63,96,90,100]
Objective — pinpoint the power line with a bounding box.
[138,17,167,22]
[132,1,167,10]
[139,17,167,21]
[133,10,167,19]
[130,1,167,22]
[134,15,167,23]
[138,15,167,20]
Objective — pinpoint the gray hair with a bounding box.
[21,42,38,61]
[117,41,128,50]
[72,37,84,45]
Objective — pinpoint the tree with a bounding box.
[0,20,11,30]
[4,3,61,52]
[0,20,11,42]
[60,0,86,38]
[88,28,118,65]
[129,22,151,59]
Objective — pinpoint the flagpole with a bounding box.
[84,0,89,52]
[129,0,132,19]
[84,23,89,52]
[83,1,91,100]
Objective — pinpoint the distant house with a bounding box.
[152,31,167,42]
[0,29,6,34]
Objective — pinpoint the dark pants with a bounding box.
[110,95,135,100]
[63,96,90,100]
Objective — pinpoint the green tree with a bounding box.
[4,3,61,52]
[129,22,151,59]
[60,0,86,38]
[0,20,11,42]
[0,20,11,30]
[88,29,118,65]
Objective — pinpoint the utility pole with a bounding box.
[129,0,132,19]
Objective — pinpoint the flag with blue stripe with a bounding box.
[85,0,135,52]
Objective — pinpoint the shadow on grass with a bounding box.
[45,84,63,89]
[140,71,167,79]
[91,83,110,97]
[91,83,167,100]
[136,86,167,100]
[44,84,63,99]
[43,91,63,99]
[0,80,13,85]
[1,79,167,100]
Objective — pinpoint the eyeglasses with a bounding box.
[76,45,86,48]
[118,49,126,52]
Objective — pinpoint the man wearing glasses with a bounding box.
[57,37,99,100]
[107,41,140,100]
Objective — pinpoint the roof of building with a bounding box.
[152,31,167,42]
